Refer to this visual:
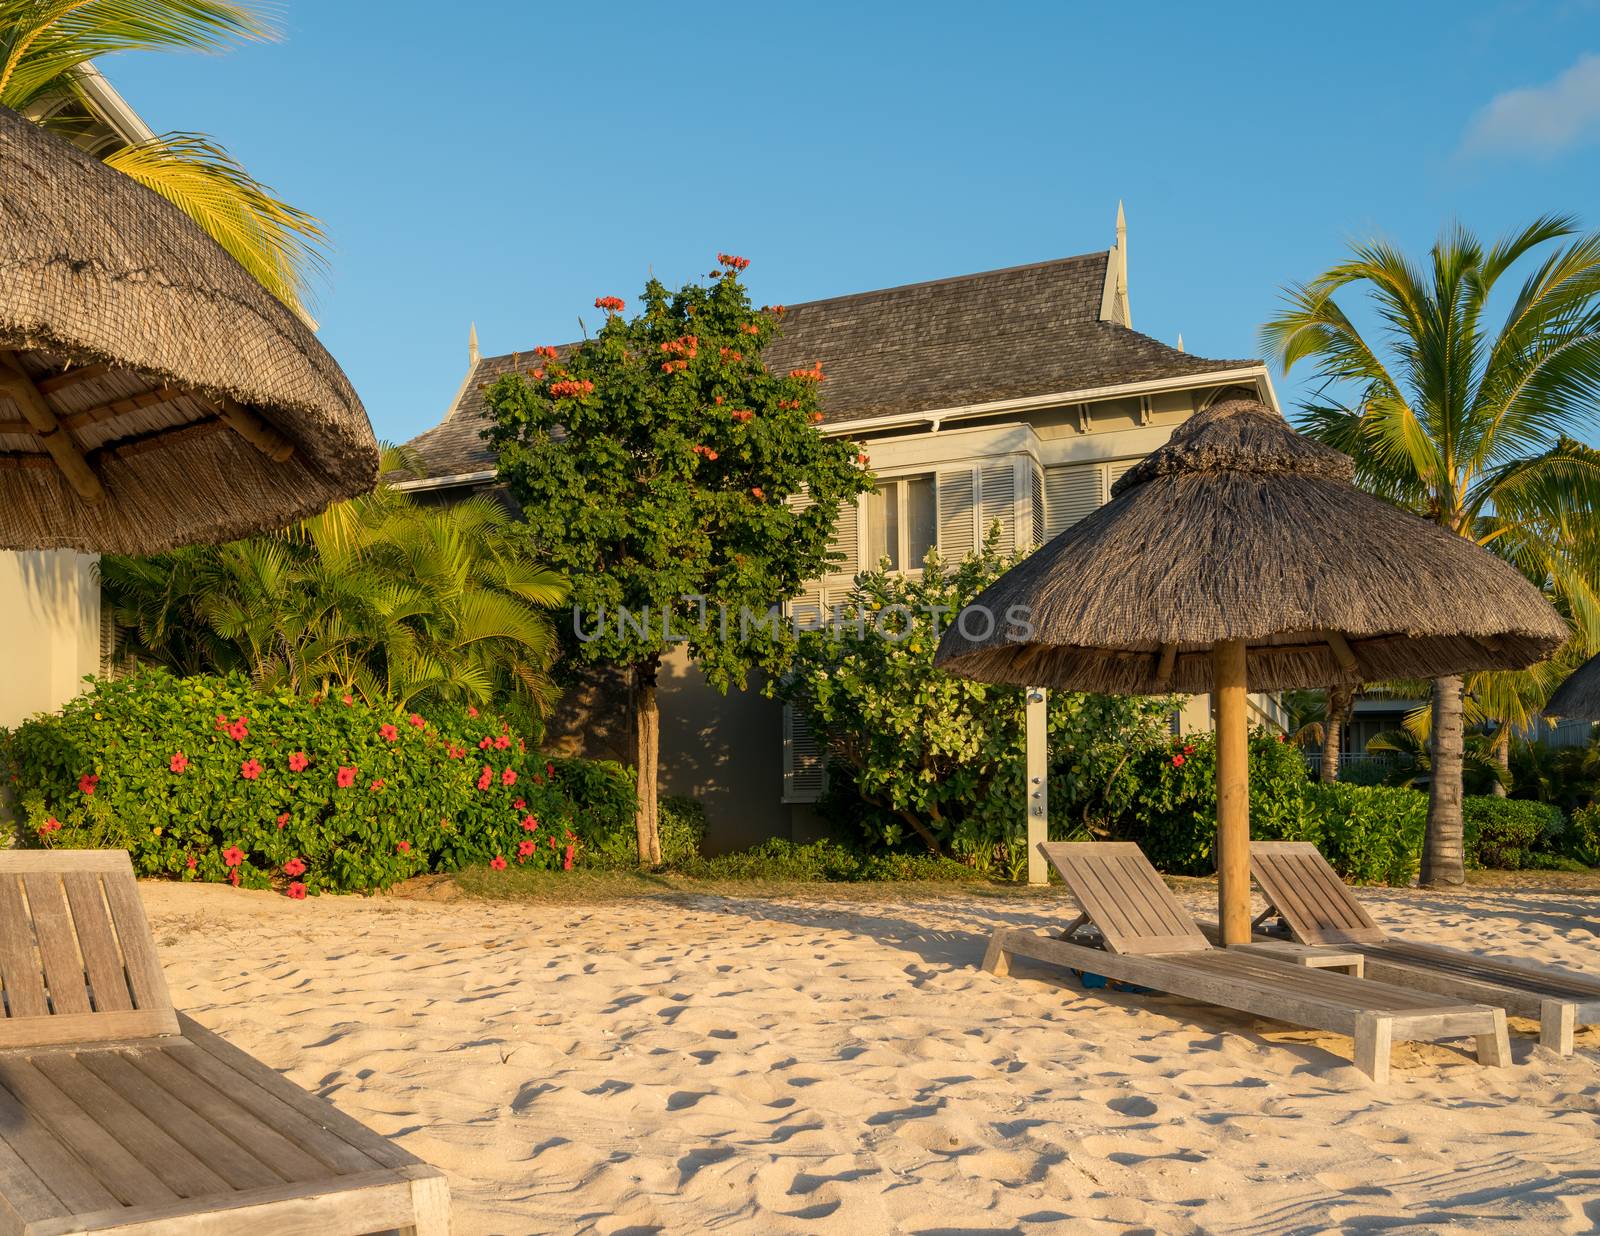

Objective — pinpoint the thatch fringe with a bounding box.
[0,106,376,553]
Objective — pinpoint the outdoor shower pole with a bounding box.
[1026,687,1048,884]
[1213,640,1250,945]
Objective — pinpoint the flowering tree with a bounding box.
[483,255,872,863]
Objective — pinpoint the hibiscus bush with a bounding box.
[2,670,634,895]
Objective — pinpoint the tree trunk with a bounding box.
[631,655,662,866]
[1490,729,1509,797]
[1420,674,1465,886]
[1319,685,1351,784]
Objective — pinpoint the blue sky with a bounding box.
[100,0,1600,443]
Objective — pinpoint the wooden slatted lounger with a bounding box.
[982,842,1510,1084]
[0,850,449,1235]
[1250,840,1600,1056]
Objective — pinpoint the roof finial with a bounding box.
[1116,200,1126,250]
[1176,333,1184,353]
[468,322,480,365]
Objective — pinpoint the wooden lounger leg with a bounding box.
[1353,1014,1392,1084]
[1540,1000,1576,1056]
[1475,1008,1511,1068]
[981,930,1013,978]
[403,1173,451,1235]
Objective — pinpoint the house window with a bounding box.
[866,474,936,570]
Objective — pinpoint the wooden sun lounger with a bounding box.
[982,842,1510,1083]
[0,850,449,1235]
[1250,840,1600,1055]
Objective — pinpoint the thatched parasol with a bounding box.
[936,389,1565,943]
[1544,652,1600,721]
[0,105,377,555]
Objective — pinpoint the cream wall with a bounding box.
[0,551,100,728]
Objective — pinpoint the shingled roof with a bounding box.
[404,251,1257,481]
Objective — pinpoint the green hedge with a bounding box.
[1463,796,1565,871]
[1282,783,1428,886]
[2,671,635,895]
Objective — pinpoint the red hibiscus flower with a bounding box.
[447,744,465,759]
[750,486,764,500]
[288,751,310,772]
[379,724,399,743]
[522,814,538,831]
[78,773,98,796]
[185,855,197,870]
[501,768,517,787]
[467,705,479,718]
[1183,744,1195,756]
[477,765,493,791]
[370,778,385,791]
[223,846,245,868]
[37,816,61,835]
[396,840,411,854]
[517,839,536,858]
[228,870,241,887]
[478,736,494,750]
[286,882,306,900]
[277,813,291,828]
[214,713,229,731]
[409,714,426,728]
[494,734,510,750]
[283,857,307,876]
[563,845,575,871]
[546,762,555,779]
[240,759,263,780]
[228,717,249,741]
[512,798,525,810]
[1172,754,1186,767]
[489,855,507,871]
[337,766,357,789]
[342,693,354,705]
[169,752,188,773]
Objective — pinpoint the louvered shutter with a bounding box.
[1029,463,1046,547]
[98,603,117,680]
[1044,463,1104,538]
[782,704,826,802]
[979,462,1016,554]
[1108,459,1137,493]
[936,467,977,562]
[829,496,861,577]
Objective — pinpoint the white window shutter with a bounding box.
[782,703,826,803]
[979,462,1016,554]
[1108,459,1137,493]
[1029,463,1046,547]
[936,467,976,562]
[1044,463,1105,538]
[830,496,861,577]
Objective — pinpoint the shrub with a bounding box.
[1289,783,1428,886]
[1114,730,1317,874]
[2,670,635,894]
[588,794,707,870]
[781,535,1175,873]
[1463,796,1565,871]
[1566,803,1600,866]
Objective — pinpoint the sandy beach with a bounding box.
[139,879,1600,1234]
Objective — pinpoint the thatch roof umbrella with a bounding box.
[935,388,1565,944]
[0,105,377,555]
[1544,652,1600,722]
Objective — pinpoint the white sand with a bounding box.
[140,879,1600,1234]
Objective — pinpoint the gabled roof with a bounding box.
[404,250,1258,481]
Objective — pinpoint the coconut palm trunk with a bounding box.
[1421,675,1466,884]
[1319,685,1351,783]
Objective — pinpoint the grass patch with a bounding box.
[442,864,1038,904]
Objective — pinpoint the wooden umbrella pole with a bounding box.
[1213,639,1250,945]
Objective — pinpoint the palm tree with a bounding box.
[1262,216,1600,885]
[101,450,570,729]
[1,1,325,313]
